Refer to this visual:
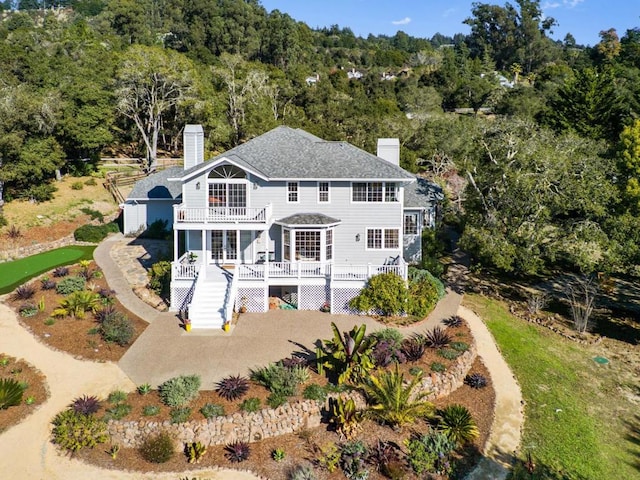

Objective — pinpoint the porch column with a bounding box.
[236,229,240,265]
[201,229,206,279]
[173,228,178,262]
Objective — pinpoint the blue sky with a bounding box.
[260,0,639,47]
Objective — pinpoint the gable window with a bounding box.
[366,228,399,250]
[352,182,399,203]
[404,213,418,235]
[318,182,330,203]
[287,182,299,203]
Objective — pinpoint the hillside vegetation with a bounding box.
[0,0,639,279]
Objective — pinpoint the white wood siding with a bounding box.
[252,180,403,264]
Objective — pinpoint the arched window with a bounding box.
[208,164,246,179]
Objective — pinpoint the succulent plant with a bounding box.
[53,266,69,277]
[71,395,101,415]
[443,315,463,328]
[401,336,426,362]
[225,441,251,462]
[464,373,488,389]
[424,326,452,348]
[215,375,249,401]
[13,284,36,300]
[40,278,57,290]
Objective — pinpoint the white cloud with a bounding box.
[392,17,411,26]
[543,0,584,9]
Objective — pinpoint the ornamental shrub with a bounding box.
[148,261,171,297]
[158,374,201,407]
[73,222,119,242]
[56,276,86,295]
[51,409,108,452]
[139,431,175,463]
[100,312,134,346]
[349,272,408,316]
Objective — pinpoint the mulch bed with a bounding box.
[73,322,495,480]
[0,355,49,434]
[6,262,147,362]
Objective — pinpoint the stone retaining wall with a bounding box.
[0,234,94,262]
[0,212,119,262]
[108,342,476,449]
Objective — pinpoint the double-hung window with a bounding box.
[287,182,299,203]
[366,228,399,250]
[404,213,418,235]
[318,182,330,203]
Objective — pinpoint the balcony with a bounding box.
[174,204,272,225]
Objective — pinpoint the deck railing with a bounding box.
[237,260,406,282]
[171,252,201,280]
[174,204,272,224]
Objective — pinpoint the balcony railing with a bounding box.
[174,204,272,224]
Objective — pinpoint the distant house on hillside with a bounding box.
[347,68,364,80]
[305,74,320,86]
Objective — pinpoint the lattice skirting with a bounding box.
[331,287,361,314]
[298,285,329,311]
[236,287,267,312]
[171,285,195,312]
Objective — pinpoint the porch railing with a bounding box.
[171,252,201,280]
[237,260,407,282]
[174,204,272,224]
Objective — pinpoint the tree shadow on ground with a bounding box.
[623,414,640,472]
[473,446,589,480]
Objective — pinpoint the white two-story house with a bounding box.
[124,125,442,329]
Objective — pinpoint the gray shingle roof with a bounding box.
[403,177,444,209]
[181,126,416,181]
[276,213,341,226]
[127,166,183,200]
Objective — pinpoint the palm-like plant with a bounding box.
[436,404,479,445]
[360,365,434,427]
[322,322,376,384]
[0,378,24,409]
[52,290,101,319]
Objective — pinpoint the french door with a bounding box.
[209,183,247,215]
[210,231,238,263]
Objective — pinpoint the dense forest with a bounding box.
[1,0,640,278]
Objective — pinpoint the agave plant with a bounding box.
[225,441,251,462]
[215,375,249,401]
[321,322,376,384]
[464,373,488,389]
[0,378,24,409]
[52,266,69,277]
[443,315,463,328]
[401,336,426,362]
[360,364,434,427]
[71,395,101,415]
[13,284,36,301]
[436,404,479,445]
[40,278,56,290]
[52,290,101,319]
[424,326,452,349]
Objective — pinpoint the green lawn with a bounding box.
[464,294,640,480]
[0,246,96,294]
